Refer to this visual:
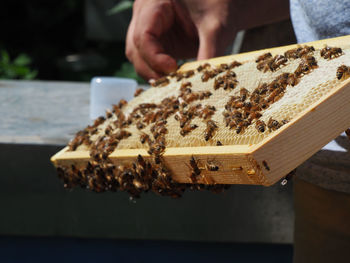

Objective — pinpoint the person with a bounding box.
[126,1,350,262]
[125,0,289,80]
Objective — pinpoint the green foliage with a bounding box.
[0,50,37,80]
[114,62,145,84]
[107,0,133,15]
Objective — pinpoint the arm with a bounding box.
[125,0,290,80]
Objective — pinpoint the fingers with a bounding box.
[196,20,223,61]
[136,33,178,74]
[125,0,178,80]
[126,17,160,80]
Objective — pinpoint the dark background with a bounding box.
[0,0,296,82]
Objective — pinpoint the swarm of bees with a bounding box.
[257,53,288,72]
[222,74,293,135]
[58,43,348,199]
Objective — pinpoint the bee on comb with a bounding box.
[320,46,343,60]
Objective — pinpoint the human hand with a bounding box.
[125,0,238,80]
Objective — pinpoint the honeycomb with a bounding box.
[56,43,350,198]
[73,45,350,151]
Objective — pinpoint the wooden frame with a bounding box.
[51,35,350,186]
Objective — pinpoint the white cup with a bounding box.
[90,77,137,120]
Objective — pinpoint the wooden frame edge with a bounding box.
[250,78,350,185]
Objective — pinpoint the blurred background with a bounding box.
[0,1,297,262]
[0,0,296,83]
[1,0,144,83]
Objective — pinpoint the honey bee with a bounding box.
[232,110,242,119]
[216,141,223,146]
[267,88,284,103]
[175,72,184,81]
[134,88,144,97]
[235,124,243,134]
[148,141,165,158]
[105,110,113,119]
[189,156,201,176]
[236,120,250,134]
[320,46,343,59]
[199,91,212,100]
[150,76,170,87]
[169,71,177,77]
[250,104,262,112]
[93,116,106,127]
[284,47,301,59]
[223,115,231,127]
[180,81,192,92]
[229,61,242,69]
[225,71,236,79]
[180,123,198,136]
[287,73,299,86]
[239,88,249,101]
[294,61,311,77]
[336,65,350,80]
[270,55,288,71]
[262,160,270,171]
[156,126,168,138]
[256,52,272,63]
[201,70,211,82]
[234,101,244,108]
[118,99,128,109]
[205,159,219,171]
[302,55,318,69]
[256,83,268,95]
[199,105,216,119]
[184,93,200,104]
[255,120,266,133]
[275,72,290,86]
[298,45,315,57]
[204,120,218,141]
[228,119,237,129]
[197,63,210,72]
[136,121,145,130]
[223,78,239,90]
[281,119,289,125]
[257,59,272,72]
[267,118,281,131]
[174,112,189,128]
[243,101,253,110]
[249,111,262,120]
[139,103,157,109]
[187,104,202,118]
[219,63,229,71]
[183,70,195,78]
[214,76,224,90]
[104,125,113,135]
[284,45,315,59]
[140,133,149,144]
[259,99,269,109]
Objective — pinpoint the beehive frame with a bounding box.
[51,35,350,186]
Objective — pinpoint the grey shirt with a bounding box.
[290,0,350,193]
